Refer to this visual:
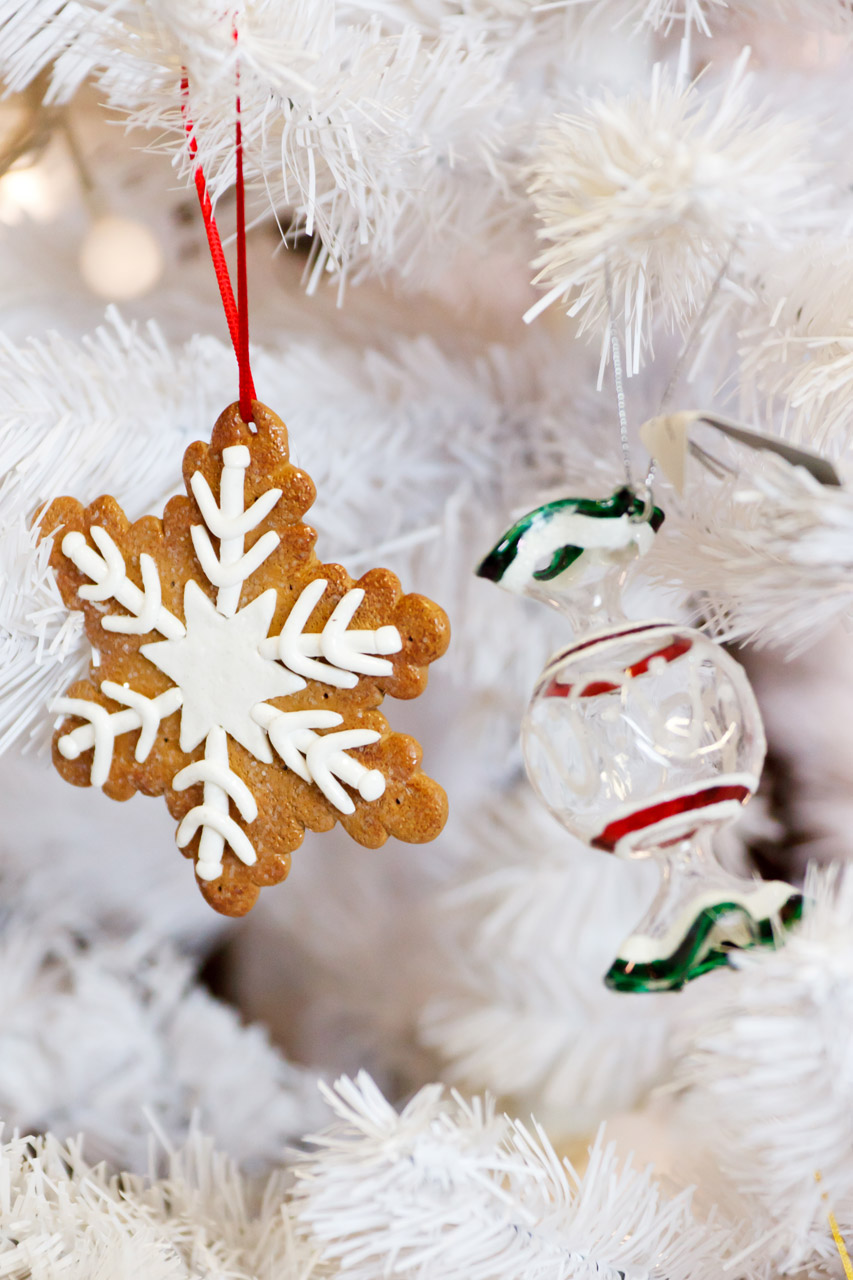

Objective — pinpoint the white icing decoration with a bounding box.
[62,528,185,639]
[173,753,258,821]
[141,580,304,761]
[54,685,183,786]
[252,705,342,780]
[253,704,385,814]
[99,681,180,762]
[102,553,161,634]
[189,444,282,617]
[306,728,386,811]
[55,446,396,885]
[260,578,402,688]
[174,726,257,880]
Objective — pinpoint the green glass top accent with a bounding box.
[604,892,804,994]
[476,487,665,585]
[533,542,584,582]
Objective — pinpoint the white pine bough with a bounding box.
[293,1072,730,1280]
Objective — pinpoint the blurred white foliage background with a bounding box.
[0,2,853,1276]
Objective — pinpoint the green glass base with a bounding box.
[604,892,804,993]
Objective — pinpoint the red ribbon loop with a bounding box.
[181,51,256,423]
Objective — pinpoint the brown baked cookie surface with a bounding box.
[41,401,450,916]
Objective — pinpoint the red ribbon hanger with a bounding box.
[181,38,256,423]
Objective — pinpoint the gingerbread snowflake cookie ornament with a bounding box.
[41,401,450,916]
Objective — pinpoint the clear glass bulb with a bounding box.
[477,487,802,991]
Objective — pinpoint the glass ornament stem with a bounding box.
[605,831,803,992]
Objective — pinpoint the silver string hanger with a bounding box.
[603,245,735,502]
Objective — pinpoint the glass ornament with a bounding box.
[477,487,801,992]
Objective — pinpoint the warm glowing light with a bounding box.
[0,163,63,225]
[79,214,164,300]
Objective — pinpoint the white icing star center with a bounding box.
[141,581,304,763]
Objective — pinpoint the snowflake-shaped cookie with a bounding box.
[41,402,450,916]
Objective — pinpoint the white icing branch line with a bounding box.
[189,444,282,618]
[254,704,385,814]
[190,448,282,539]
[177,805,257,879]
[102,552,160,634]
[260,579,402,688]
[253,705,342,781]
[320,590,402,675]
[191,525,280,590]
[307,729,386,812]
[174,725,257,880]
[173,751,258,822]
[54,685,183,786]
[62,528,185,640]
[99,682,182,762]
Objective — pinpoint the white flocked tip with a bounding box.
[358,770,386,802]
[57,737,81,760]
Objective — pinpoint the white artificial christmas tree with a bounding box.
[1,1,853,1275]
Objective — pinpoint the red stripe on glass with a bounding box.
[591,783,751,852]
[545,635,693,700]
